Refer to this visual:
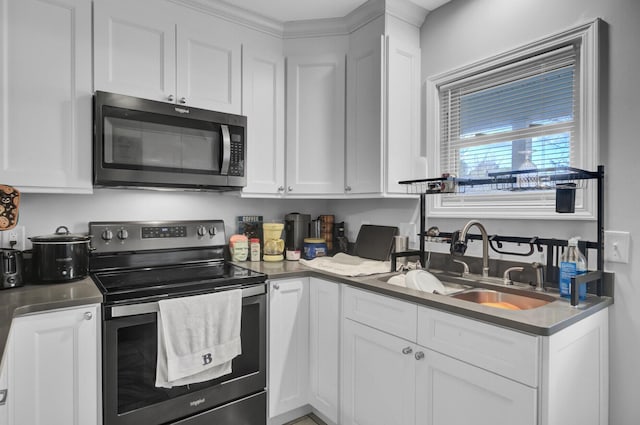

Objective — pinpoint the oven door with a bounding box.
[102,286,266,425]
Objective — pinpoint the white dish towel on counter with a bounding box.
[299,252,391,276]
[155,289,242,388]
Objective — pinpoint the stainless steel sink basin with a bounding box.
[450,288,553,310]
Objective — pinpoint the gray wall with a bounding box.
[18,189,330,243]
[416,0,639,423]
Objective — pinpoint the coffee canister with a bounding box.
[303,238,327,260]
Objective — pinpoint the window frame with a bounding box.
[425,19,600,220]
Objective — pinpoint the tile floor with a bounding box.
[286,414,326,425]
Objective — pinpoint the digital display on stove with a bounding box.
[141,225,187,239]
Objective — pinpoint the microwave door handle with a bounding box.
[220,124,231,175]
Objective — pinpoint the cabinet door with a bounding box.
[341,319,415,425]
[415,348,537,425]
[242,47,286,195]
[269,278,309,418]
[176,15,241,113]
[9,305,100,425]
[94,0,176,102]
[385,36,424,193]
[286,54,346,195]
[0,0,92,193]
[308,278,340,423]
[346,34,384,194]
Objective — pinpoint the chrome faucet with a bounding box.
[450,220,490,278]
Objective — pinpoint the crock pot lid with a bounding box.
[29,226,91,242]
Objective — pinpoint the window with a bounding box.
[426,20,600,219]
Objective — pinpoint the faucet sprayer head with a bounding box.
[450,230,468,256]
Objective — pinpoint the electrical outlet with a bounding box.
[1,225,25,250]
[604,230,630,264]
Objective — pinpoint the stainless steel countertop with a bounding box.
[0,277,103,365]
[235,260,613,336]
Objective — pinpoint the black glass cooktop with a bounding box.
[92,261,266,304]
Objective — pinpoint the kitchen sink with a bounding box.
[450,288,554,310]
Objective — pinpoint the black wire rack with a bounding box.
[396,165,605,306]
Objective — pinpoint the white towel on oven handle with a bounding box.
[155,289,242,388]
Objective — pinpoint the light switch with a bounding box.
[604,230,630,263]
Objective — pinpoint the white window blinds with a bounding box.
[439,45,578,183]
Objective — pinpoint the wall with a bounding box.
[17,190,330,246]
[414,0,638,423]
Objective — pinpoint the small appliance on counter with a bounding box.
[262,222,285,262]
[1,248,23,288]
[29,226,91,283]
[284,213,310,260]
[0,184,23,289]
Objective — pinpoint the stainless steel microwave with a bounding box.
[93,91,246,190]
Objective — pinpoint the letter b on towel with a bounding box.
[202,353,213,365]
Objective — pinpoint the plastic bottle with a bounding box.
[559,237,587,300]
[250,238,261,262]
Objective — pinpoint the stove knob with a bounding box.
[197,226,207,237]
[101,230,113,241]
[208,226,217,236]
[117,229,129,240]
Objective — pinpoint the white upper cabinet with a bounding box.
[175,12,241,112]
[93,0,175,103]
[285,52,346,195]
[0,0,92,193]
[94,0,241,113]
[345,14,425,197]
[385,34,423,193]
[242,46,286,195]
[346,20,385,194]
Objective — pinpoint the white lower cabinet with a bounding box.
[269,283,608,425]
[341,287,536,425]
[341,319,415,425]
[2,304,100,425]
[269,278,310,418]
[414,349,536,425]
[308,278,340,423]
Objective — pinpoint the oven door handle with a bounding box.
[109,285,265,318]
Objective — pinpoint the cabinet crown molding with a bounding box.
[171,0,429,38]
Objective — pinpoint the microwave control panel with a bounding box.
[229,134,244,177]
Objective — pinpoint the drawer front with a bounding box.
[343,286,417,341]
[417,307,539,387]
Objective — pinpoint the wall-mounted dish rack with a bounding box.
[393,165,606,307]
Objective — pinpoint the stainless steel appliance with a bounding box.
[89,220,267,425]
[284,213,310,252]
[1,248,23,288]
[94,91,247,190]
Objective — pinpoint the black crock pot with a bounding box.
[29,226,92,283]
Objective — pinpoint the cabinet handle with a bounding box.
[167,94,175,102]
[287,186,293,192]
[345,186,352,192]
[179,97,187,104]
[415,351,425,360]
[402,346,413,355]
[277,186,285,192]
[273,283,280,290]
[84,312,93,320]
[0,389,7,405]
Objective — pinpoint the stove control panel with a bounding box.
[89,220,226,253]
